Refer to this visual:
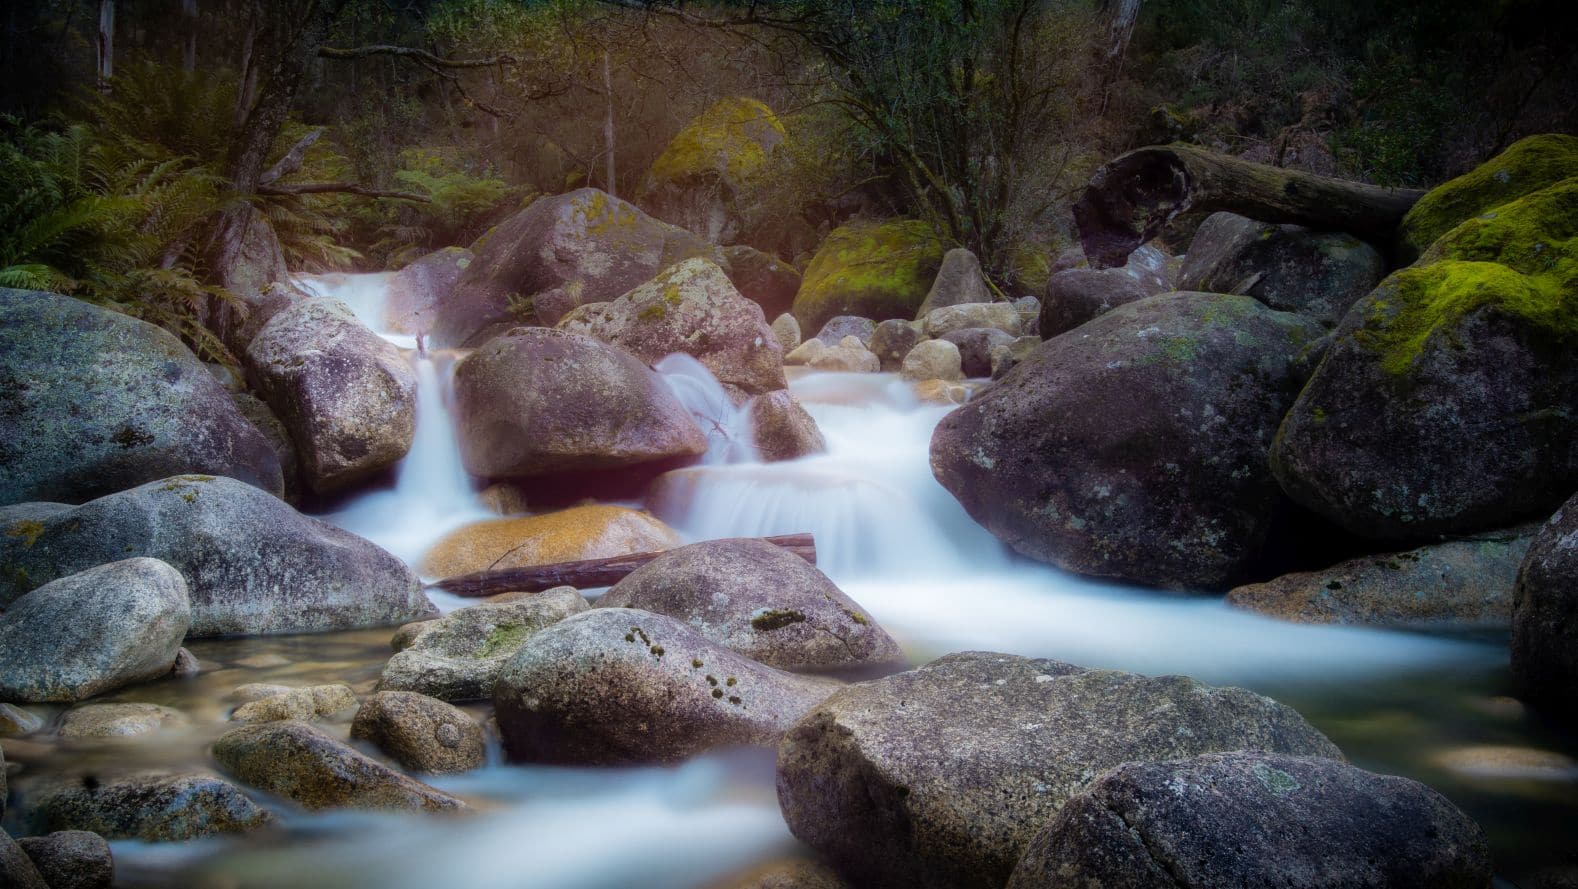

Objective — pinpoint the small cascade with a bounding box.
[654,353,756,464]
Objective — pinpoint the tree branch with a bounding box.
[258,182,431,201]
[317,44,516,67]
[258,126,324,186]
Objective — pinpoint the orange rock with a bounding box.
[420,505,681,578]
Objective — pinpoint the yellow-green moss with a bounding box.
[479,623,530,658]
[647,97,784,188]
[1398,134,1578,261]
[5,519,45,548]
[1008,243,1054,293]
[791,219,947,333]
[1421,177,1578,278]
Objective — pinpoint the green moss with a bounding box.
[1008,243,1054,293]
[5,519,44,548]
[1398,134,1578,261]
[792,219,947,333]
[1421,177,1578,278]
[647,97,784,188]
[479,623,530,657]
[750,608,808,631]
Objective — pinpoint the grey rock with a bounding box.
[901,339,964,382]
[941,327,1016,378]
[723,245,802,319]
[58,703,188,739]
[1011,296,1041,333]
[869,319,927,372]
[771,313,802,353]
[0,559,189,703]
[350,691,486,774]
[17,830,113,889]
[1039,245,1175,338]
[1513,493,1578,723]
[229,392,300,502]
[208,205,308,353]
[917,248,993,317]
[387,246,473,335]
[989,336,1041,380]
[1,704,44,737]
[170,648,200,678]
[229,684,356,724]
[0,828,46,889]
[747,391,826,462]
[922,303,1021,338]
[26,772,271,841]
[784,337,881,373]
[814,316,878,347]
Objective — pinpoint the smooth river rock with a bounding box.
[25,772,272,841]
[419,505,679,579]
[746,391,826,462]
[1512,492,1578,723]
[917,247,993,317]
[350,691,486,774]
[58,703,189,739]
[901,339,964,382]
[228,684,357,724]
[17,830,113,889]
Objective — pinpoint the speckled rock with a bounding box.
[558,258,785,396]
[0,559,189,703]
[1178,212,1386,327]
[1038,244,1174,338]
[351,691,486,774]
[917,248,993,317]
[784,337,881,373]
[245,297,416,494]
[1007,752,1491,889]
[212,720,465,813]
[386,246,473,335]
[598,538,900,670]
[868,319,927,372]
[0,829,45,889]
[25,772,271,841]
[58,703,189,739]
[433,188,721,340]
[380,586,589,702]
[1513,493,1578,723]
[902,339,964,382]
[229,684,356,724]
[771,313,802,352]
[941,327,1017,378]
[747,391,826,462]
[1,704,44,737]
[922,302,1021,338]
[0,288,282,506]
[933,293,1323,589]
[989,336,1041,380]
[721,858,851,889]
[814,316,878,348]
[229,392,300,501]
[723,245,802,319]
[453,328,707,479]
[1228,525,1536,627]
[17,830,113,889]
[776,652,1342,889]
[0,476,430,637]
[494,609,840,765]
[419,505,680,578]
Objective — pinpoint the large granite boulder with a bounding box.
[24,772,271,841]
[597,538,900,670]
[453,328,707,479]
[386,246,473,335]
[1512,492,1578,722]
[917,248,993,317]
[0,288,282,506]
[723,245,802,319]
[1178,212,1386,326]
[776,652,1341,889]
[1007,752,1492,889]
[245,297,417,494]
[639,97,785,245]
[0,475,430,637]
[432,188,721,341]
[932,293,1324,590]
[0,559,189,703]
[1038,244,1174,338]
[792,220,947,335]
[494,608,839,765]
[419,505,679,578]
[558,258,786,396]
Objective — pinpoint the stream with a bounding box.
[21,273,1574,887]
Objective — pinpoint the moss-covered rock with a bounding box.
[791,220,947,335]
[641,97,785,244]
[1397,133,1578,262]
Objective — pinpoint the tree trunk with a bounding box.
[1072,144,1426,268]
[95,0,114,91]
[226,1,335,194]
[602,48,617,197]
[182,0,198,72]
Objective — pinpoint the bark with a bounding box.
[602,48,617,197]
[1072,144,1426,268]
[429,534,818,598]
[95,0,114,90]
[257,127,324,186]
[258,181,430,201]
[226,1,336,194]
[182,0,198,72]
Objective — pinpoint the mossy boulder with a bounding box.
[1397,133,1578,262]
[932,293,1323,590]
[419,505,679,579]
[792,220,947,335]
[641,97,786,244]
[1511,492,1578,724]
[0,288,283,506]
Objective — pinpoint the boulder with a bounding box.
[245,297,417,494]
[941,327,1016,377]
[814,316,878,347]
[214,720,465,813]
[1512,493,1578,722]
[229,684,356,724]
[494,608,839,764]
[386,246,473,335]
[792,220,947,335]
[0,830,45,889]
[597,538,900,670]
[1178,212,1386,326]
[771,313,802,352]
[1271,180,1578,540]
[0,475,430,637]
[784,337,881,373]
[989,336,1041,380]
[453,328,707,479]
[922,302,1021,338]
[25,772,271,841]
[1227,526,1536,627]
[747,391,826,462]
[776,652,1341,889]
[640,97,785,244]
[869,319,927,372]
[0,559,189,703]
[58,703,188,739]
[1007,752,1492,889]
[901,339,964,382]
[1038,244,1175,338]
[558,258,786,396]
[917,248,993,317]
[933,293,1323,589]
[723,245,802,319]
[419,505,680,578]
[1,704,44,737]
[432,188,721,341]
[380,586,589,702]
[1397,133,1578,262]
[0,288,282,506]
[230,392,300,501]
[350,691,486,774]
[208,205,308,352]
[17,831,113,889]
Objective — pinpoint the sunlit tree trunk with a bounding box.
[96,0,114,91]
[182,0,198,72]
[602,48,616,196]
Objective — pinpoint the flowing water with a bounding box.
[10,273,1573,887]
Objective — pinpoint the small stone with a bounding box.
[914,379,970,406]
[1431,745,1578,781]
[771,313,802,353]
[58,704,188,739]
[229,684,357,724]
[17,830,112,889]
[170,648,201,678]
[350,691,486,774]
[230,683,296,702]
[901,340,963,382]
[26,772,272,841]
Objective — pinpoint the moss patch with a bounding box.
[1398,134,1578,260]
[5,519,45,548]
[791,219,947,333]
[1421,177,1578,278]
[478,623,530,658]
[750,608,808,631]
[647,97,784,188]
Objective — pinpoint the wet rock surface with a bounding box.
[25,772,272,841]
[350,691,486,774]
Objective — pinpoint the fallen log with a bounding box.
[427,533,817,598]
[1072,144,1426,269]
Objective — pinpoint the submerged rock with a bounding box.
[350,691,486,774]
[0,704,45,737]
[0,288,282,506]
[776,651,1340,889]
[1007,752,1491,889]
[17,830,113,889]
[918,248,993,317]
[720,858,852,889]
[792,220,947,335]
[58,703,189,739]
[419,505,679,578]
[494,609,839,764]
[747,391,826,462]
[380,586,589,702]
[1512,493,1578,723]
[228,684,357,725]
[26,772,271,841]
[212,720,465,813]
[597,538,900,671]
[0,475,430,637]
[0,559,190,703]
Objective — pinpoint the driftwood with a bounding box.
[1072,144,1426,268]
[428,533,817,598]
